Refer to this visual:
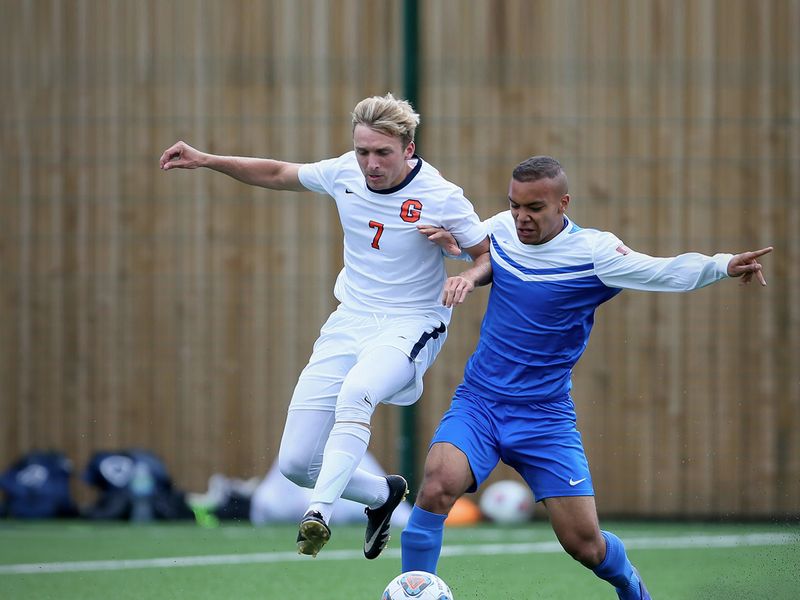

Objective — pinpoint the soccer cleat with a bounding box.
[363,474,408,559]
[296,510,331,558]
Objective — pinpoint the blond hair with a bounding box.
[351,93,420,147]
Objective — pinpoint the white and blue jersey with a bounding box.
[434,211,733,498]
[463,211,733,404]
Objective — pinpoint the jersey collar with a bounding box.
[366,155,423,195]
[533,216,572,248]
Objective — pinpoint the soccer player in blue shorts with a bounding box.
[403,155,772,599]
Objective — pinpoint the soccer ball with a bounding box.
[382,571,454,600]
[479,479,534,524]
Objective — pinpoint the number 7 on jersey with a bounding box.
[369,220,384,250]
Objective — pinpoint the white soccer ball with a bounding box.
[479,479,534,524]
[382,571,454,600]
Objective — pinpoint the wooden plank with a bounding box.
[572,0,631,515]
[648,0,686,517]
[614,0,657,516]
[681,0,717,517]
[709,0,746,516]
[741,0,776,517]
[238,0,276,479]
[0,0,33,462]
[778,0,800,515]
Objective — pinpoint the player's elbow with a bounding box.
[464,236,490,261]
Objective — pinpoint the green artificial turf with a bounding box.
[1,520,797,599]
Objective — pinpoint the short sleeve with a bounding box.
[439,190,487,249]
[298,155,345,195]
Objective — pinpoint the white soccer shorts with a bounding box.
[287,307,448,411]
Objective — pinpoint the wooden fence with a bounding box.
[1,0,798,517]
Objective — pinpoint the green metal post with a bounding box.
[400,0,420,500]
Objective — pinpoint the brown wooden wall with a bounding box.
[2,0,798,517]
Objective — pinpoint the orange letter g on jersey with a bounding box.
[400,199,423,223]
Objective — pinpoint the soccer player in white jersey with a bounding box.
[159,94,490,559]
[401,156,772,599]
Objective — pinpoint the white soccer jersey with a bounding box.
[463,212,733,403]
[298,152,487,322]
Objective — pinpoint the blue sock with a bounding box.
[592,531,642,600]
[400,505,448,574]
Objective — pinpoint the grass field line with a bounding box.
[0,532,796,575]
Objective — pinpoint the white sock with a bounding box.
[344,468,389,509]
[308,421,371,522]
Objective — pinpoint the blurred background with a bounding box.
[1,0,798,520]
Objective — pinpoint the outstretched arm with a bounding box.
[727,247,773,286]
[596,237,773,292]
[159,140,306,191]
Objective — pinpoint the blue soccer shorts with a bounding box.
[430,385,594,501]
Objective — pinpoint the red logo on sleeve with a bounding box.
[615,244,632,255]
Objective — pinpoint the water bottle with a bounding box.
[129,461,155,523]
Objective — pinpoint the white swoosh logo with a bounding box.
[364,527,385,552]
[569,477,587,486]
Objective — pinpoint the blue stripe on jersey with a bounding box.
[490,235,594,275]
[463,250,621,403]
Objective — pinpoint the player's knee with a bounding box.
[335,382,376,424]
[277,450,317,489]
[561,533,605,568]
[415,477,459,514]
